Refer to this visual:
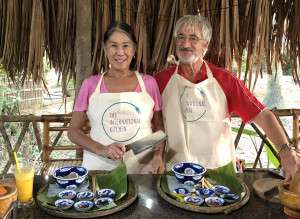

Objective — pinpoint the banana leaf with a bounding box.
[231,127,258,136]
[36,163,127,212]
[265,144,280,168]
[94,162,128,201]
[161,162,244,199]
[205,162,243,195]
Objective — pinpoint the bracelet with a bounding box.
[278,143,293,155]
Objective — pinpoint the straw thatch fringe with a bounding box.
[0,0,300,92]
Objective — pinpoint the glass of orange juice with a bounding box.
[14,162,34,205]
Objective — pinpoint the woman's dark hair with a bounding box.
[103,22,137,70]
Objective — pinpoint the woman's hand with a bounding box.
[102,143,126,160]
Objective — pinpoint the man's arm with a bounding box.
[253,109,300,181]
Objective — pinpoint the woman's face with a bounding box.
[104,31,135,72]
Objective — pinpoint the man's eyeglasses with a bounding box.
[175,34,204,44]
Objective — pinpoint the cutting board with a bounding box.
[253,178,282,203]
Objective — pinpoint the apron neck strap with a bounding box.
[96,72,105,92]
[203,61,213,79]
[134,71,147,92]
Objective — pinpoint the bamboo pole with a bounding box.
[75,0,92,97]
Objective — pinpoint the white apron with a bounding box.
[83,71,154,173]
[162,62,235,170]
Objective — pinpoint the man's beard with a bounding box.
[177,48,202,64]
[178,53,200,64]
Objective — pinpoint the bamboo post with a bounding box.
[75,0,92,98]
[42,121,50,163]
[293,114,299,150]
[32,121,43,151]
[234,122,246,148]
[0,121,15,174]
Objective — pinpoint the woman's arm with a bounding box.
[68,111,125,160]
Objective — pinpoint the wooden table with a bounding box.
[15,169,288,219]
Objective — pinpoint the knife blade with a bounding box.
[126,130,167,155]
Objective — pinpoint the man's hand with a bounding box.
[279,149,300,182]
[151,155,165,174]
[142,155,165,174]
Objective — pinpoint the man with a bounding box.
[155,14,300,181]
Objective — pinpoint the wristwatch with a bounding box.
[278,143,293,155]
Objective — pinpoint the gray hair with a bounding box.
[173,15,212,44]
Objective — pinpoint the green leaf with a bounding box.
[231,127,258,136]
[36,163,127,213]
[160,172,185,202]
[205,162,243,195]
[265,144,280,168]
[36,191,57,205]
[95,162,127,200]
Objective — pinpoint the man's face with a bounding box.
[175,24,208,64]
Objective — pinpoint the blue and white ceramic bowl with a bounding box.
[172,188,191,196]
[54,199,74,210]
[57,190,77,200]
[74,200,94,212]
[172,162,206,186]
[205,196,225,207]
[212,185,231,195]
[76,191,95,201]
[52,166,88,189]
[94,197,114,208]
[195,188,215,198]
[219,192,240,203]
[184,195,204,206]
[96,189,116,199]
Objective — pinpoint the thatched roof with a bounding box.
[0,0,300,92]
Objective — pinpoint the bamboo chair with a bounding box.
[234,109,293,169]
[40,114,86,175]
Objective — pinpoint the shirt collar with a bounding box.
[178,62,208,83]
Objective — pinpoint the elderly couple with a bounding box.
[68,15,299,182]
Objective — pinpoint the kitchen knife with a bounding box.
[126,130,167,155]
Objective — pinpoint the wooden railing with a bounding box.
[0,109,299,175]
[0,114,82,176]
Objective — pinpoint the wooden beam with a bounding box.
[75,0,92,98]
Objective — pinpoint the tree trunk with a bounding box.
[75,0,92,98]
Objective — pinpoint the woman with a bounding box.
[68,22,165,174]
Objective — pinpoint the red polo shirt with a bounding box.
[154,62,265,123]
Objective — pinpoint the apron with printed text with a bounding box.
[162,62,235,170]
[82,71,154,173]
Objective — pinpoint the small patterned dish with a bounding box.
[184,195,204,206]
[96,189,116,199]
[94,197,114,208]
[76,191,95,201]
[73,200,94,212]
[172,188,191,196]
[219,192,240,203]
[212,185,231,195]
[57,190,77,200]
[54,199,74,210]
[66,184,78,190]
[52,166,88,189]
[172,162,206,186]
[195,188,215,198]
[205,196,225,207]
